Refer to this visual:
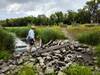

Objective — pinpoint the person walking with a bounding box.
[26,26,35,52]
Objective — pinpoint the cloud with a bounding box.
[0,0,88,19]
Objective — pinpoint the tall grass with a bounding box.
[63,64,92,75]
[67,25,100,39]
[0,50,12,60]
[0,29,15,51]
[6,26,66,44]
[95,44,100,67]
[6,27,30,38]
[36,26,65,44]
[17,66,37,75]
[77,31,100,45]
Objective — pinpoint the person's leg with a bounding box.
[29,45,32,52]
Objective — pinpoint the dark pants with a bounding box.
[28,38,34,46]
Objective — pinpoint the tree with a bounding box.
[85,0,100,23]
[67,10,77,25]
[77,9,91,24]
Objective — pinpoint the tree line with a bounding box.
[0,0,100,27]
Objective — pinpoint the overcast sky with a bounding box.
[0,0,89,20]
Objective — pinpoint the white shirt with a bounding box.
[27,29,35,39]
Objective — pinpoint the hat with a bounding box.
[31,26,35,29]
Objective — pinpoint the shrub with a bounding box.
[6,27,30,38]
[63,64,92,75]
[0,50,12,60]
[0,29,15,51]
[17,65,38,75]
[37,27,65,44]
[77,31,100,45]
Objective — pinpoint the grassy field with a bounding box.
[67,25,100,39]
[5,26,66,44]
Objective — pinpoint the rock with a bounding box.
[0,73,5,75]
[77,47,83,52]
[23,56,29,61]
[1,66,9,73]
[81,44,89,48]
[58,71,65,75]
[0,63,7,69]
[70,45,75,50]
[55,54,62,58]
[76,55,82,58]
[7,60,17,65]
[57,61,66,67]
[13,52,22,58]
[17,58,23,65]
[0,60,3,65]
[9,65,16,70]
[61,49,66,53]
[63,40,70,44]
[37,57,44,63]
[41,53,49,57]
[29,58,35,62]
[67,54,73,59]
[25,62,33,68]
[65,62,72,68]
[45,67,54,74]
[52,56,59,59]
[37,57,44,66]
[54,50,61,54]
[46,56,51,60]
[64,57,71,63]
[22,52,28,56]
[58,40,62,45]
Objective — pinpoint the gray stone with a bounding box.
[76,55,82,58]
[9,65,16,70]
[29,58,35,62]
[41,53,49,57]
[0,60,3,65]
[1,66,9,73]
[45,67,54,74]
[13,52,21,58]
[17,58,23,65]
[58,71,65,75]
[77,47,83,51]
[54,50,61,54]
[0,73,5,75]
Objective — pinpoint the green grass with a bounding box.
[0,50,12,60]
[6,27,30,38]
[63,64,92,75]
[67,25,100,39]
[0,29,15,51]
[6,26,66,44]
[77,31,100,45]
[17,65,38,75]
[67,25,100,45]
[95,45,100,67]
[37,26,65,44]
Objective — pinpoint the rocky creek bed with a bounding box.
[0,40,96,75]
